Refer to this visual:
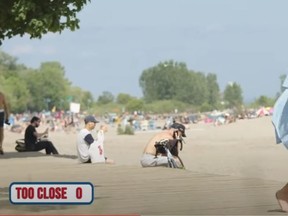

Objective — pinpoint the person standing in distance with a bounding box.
[0,92,10,155]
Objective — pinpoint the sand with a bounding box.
[1,116,288,215]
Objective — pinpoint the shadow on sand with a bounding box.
[0,152,77,160]
[0,199,76,213]
[267,209,287,213]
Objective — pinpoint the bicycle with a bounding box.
[154,139,185,169]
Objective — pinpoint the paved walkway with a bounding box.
[0,154,286,215]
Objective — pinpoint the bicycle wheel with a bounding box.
[168,158,178,168]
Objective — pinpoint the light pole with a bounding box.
[45,98,51,111]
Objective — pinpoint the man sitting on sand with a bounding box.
[76,115,114,164]
[140,122,186,168]
[24,116,59,155]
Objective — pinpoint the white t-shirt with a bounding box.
[76,128,105,163]
[89,130,105,163]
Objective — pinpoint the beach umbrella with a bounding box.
[272,76,288,149]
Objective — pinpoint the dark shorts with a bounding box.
[0,112,4,128]
[84,158,92,163]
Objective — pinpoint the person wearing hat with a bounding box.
[140,122,186,168]
[76,115,114,164]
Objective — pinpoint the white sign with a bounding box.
[70,102,80,113]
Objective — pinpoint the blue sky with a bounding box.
[1,0,288,102]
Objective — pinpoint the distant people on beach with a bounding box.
[140,122,186,168]
[76,115,114,164]
[11,124,24,133]
[0,92,10,155]
[24,116,59,155]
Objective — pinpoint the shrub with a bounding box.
[117,124,134,135]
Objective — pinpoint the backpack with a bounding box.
[154,139,182,157]
[154,138,185,168]
[15,139,26,152]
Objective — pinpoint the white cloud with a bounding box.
[40,46,57,55]
[10,44,34,55]
[9,44,58,56]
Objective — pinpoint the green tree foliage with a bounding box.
[0,53,31,112]
[0,51,18,71]
[139,60,221,110]
[223,82,243,108]
[177,72,208,105]
[206,73,220,108]
[97,91,115,105]
[22,62,71,111]
[2,50,265,114]
[0,0,91,44]
[117,124,134,135]
[143,100,190,114]
[116,93,135,105]
[126,98,144,112]
[1,76,30,112]
[0,50,93,113]
[140,61,189,102]
[68,86,94,111]
[250,95,275,108]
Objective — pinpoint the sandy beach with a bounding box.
[1,116,288,215]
